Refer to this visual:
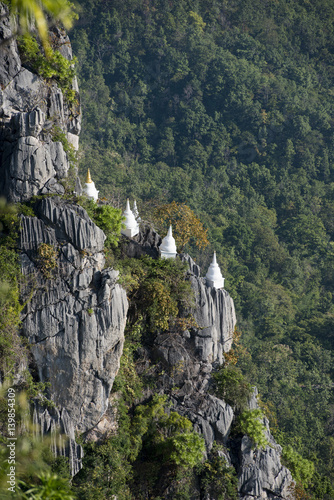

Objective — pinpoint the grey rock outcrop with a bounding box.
[123,225,162,259]
[137,256,237,454]
[19,197,128,473]
[239,430,292,500]
[0,4,81,202]
[188,276,236,364]
[237,390,293,500]
[151,331,234,450]
[137,254,292,499]
[33,403,83,476]
[179,253,236,364]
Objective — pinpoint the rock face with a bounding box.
[0,4,129,478]
[187,275,236,363]
[19,197,128,473]
[0,4,81,202]
[237,391,293,500]
[123,225,162,259]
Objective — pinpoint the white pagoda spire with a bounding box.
[206,251,225,289]
[133,200,141,221]
[121,199,139,238]
[159,225,177,259]
[83,169,99,202]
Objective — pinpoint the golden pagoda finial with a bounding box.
[86,169,92,184]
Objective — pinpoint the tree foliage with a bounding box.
[153,201,209,252]
[212,362,252,412]
[132,395,205,469]
[238,409,269,450]
[83,199,124,248]
[9,0,77,51]
[116,255,192,332]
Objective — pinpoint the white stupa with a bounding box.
[121,199,139,238]
[206,252,225,289]
[83,169,99,202]
[133,200,141,221]
[159,225,177,259]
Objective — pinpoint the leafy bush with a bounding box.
[200,442,238,500]
[51,127,77,164]
[18,34,77,103]
[238,409,268,449]
[212,364,252,411]
[116,256,192,332]
[0,201,27,379]
[19,472,76,500]
[167,431,205,468]
[282,445,315,488]
[80,199,124,249]
[37,243,58,279]
[112,319,144,405]
[132,395,205,469]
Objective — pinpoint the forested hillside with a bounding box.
[71,0,334,497]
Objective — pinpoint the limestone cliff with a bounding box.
[19,197,128,474]
[0,5,128,475]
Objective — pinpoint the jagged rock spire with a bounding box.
[159,225,177,259]
[121,199,139,238]
[206,251,225,289]
[83,169,99,201]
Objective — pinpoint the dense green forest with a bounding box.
[70,0,334,497]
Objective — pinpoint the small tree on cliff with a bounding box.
[153,201,209,252]
[8,0,77,51]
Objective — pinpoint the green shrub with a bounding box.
[167,431,205,468]
[37,243,58,279]
[200,442,238,500]
[212,364,252,411]
[116,256,192,333]
[282,445,315,488]
[132,395,205,469]
[238,409,268,449]
[17,34,77,104]
[112,320,144,405]
[18,472,76,500]
[89,204,124,248]
[0,200,27,379]
[51,127,77,164]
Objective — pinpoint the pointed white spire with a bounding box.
[206,252,225,289]
[133,200,141,221]
[121,199,139,238]
[159,225,177,259]
[83,169,99,201]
